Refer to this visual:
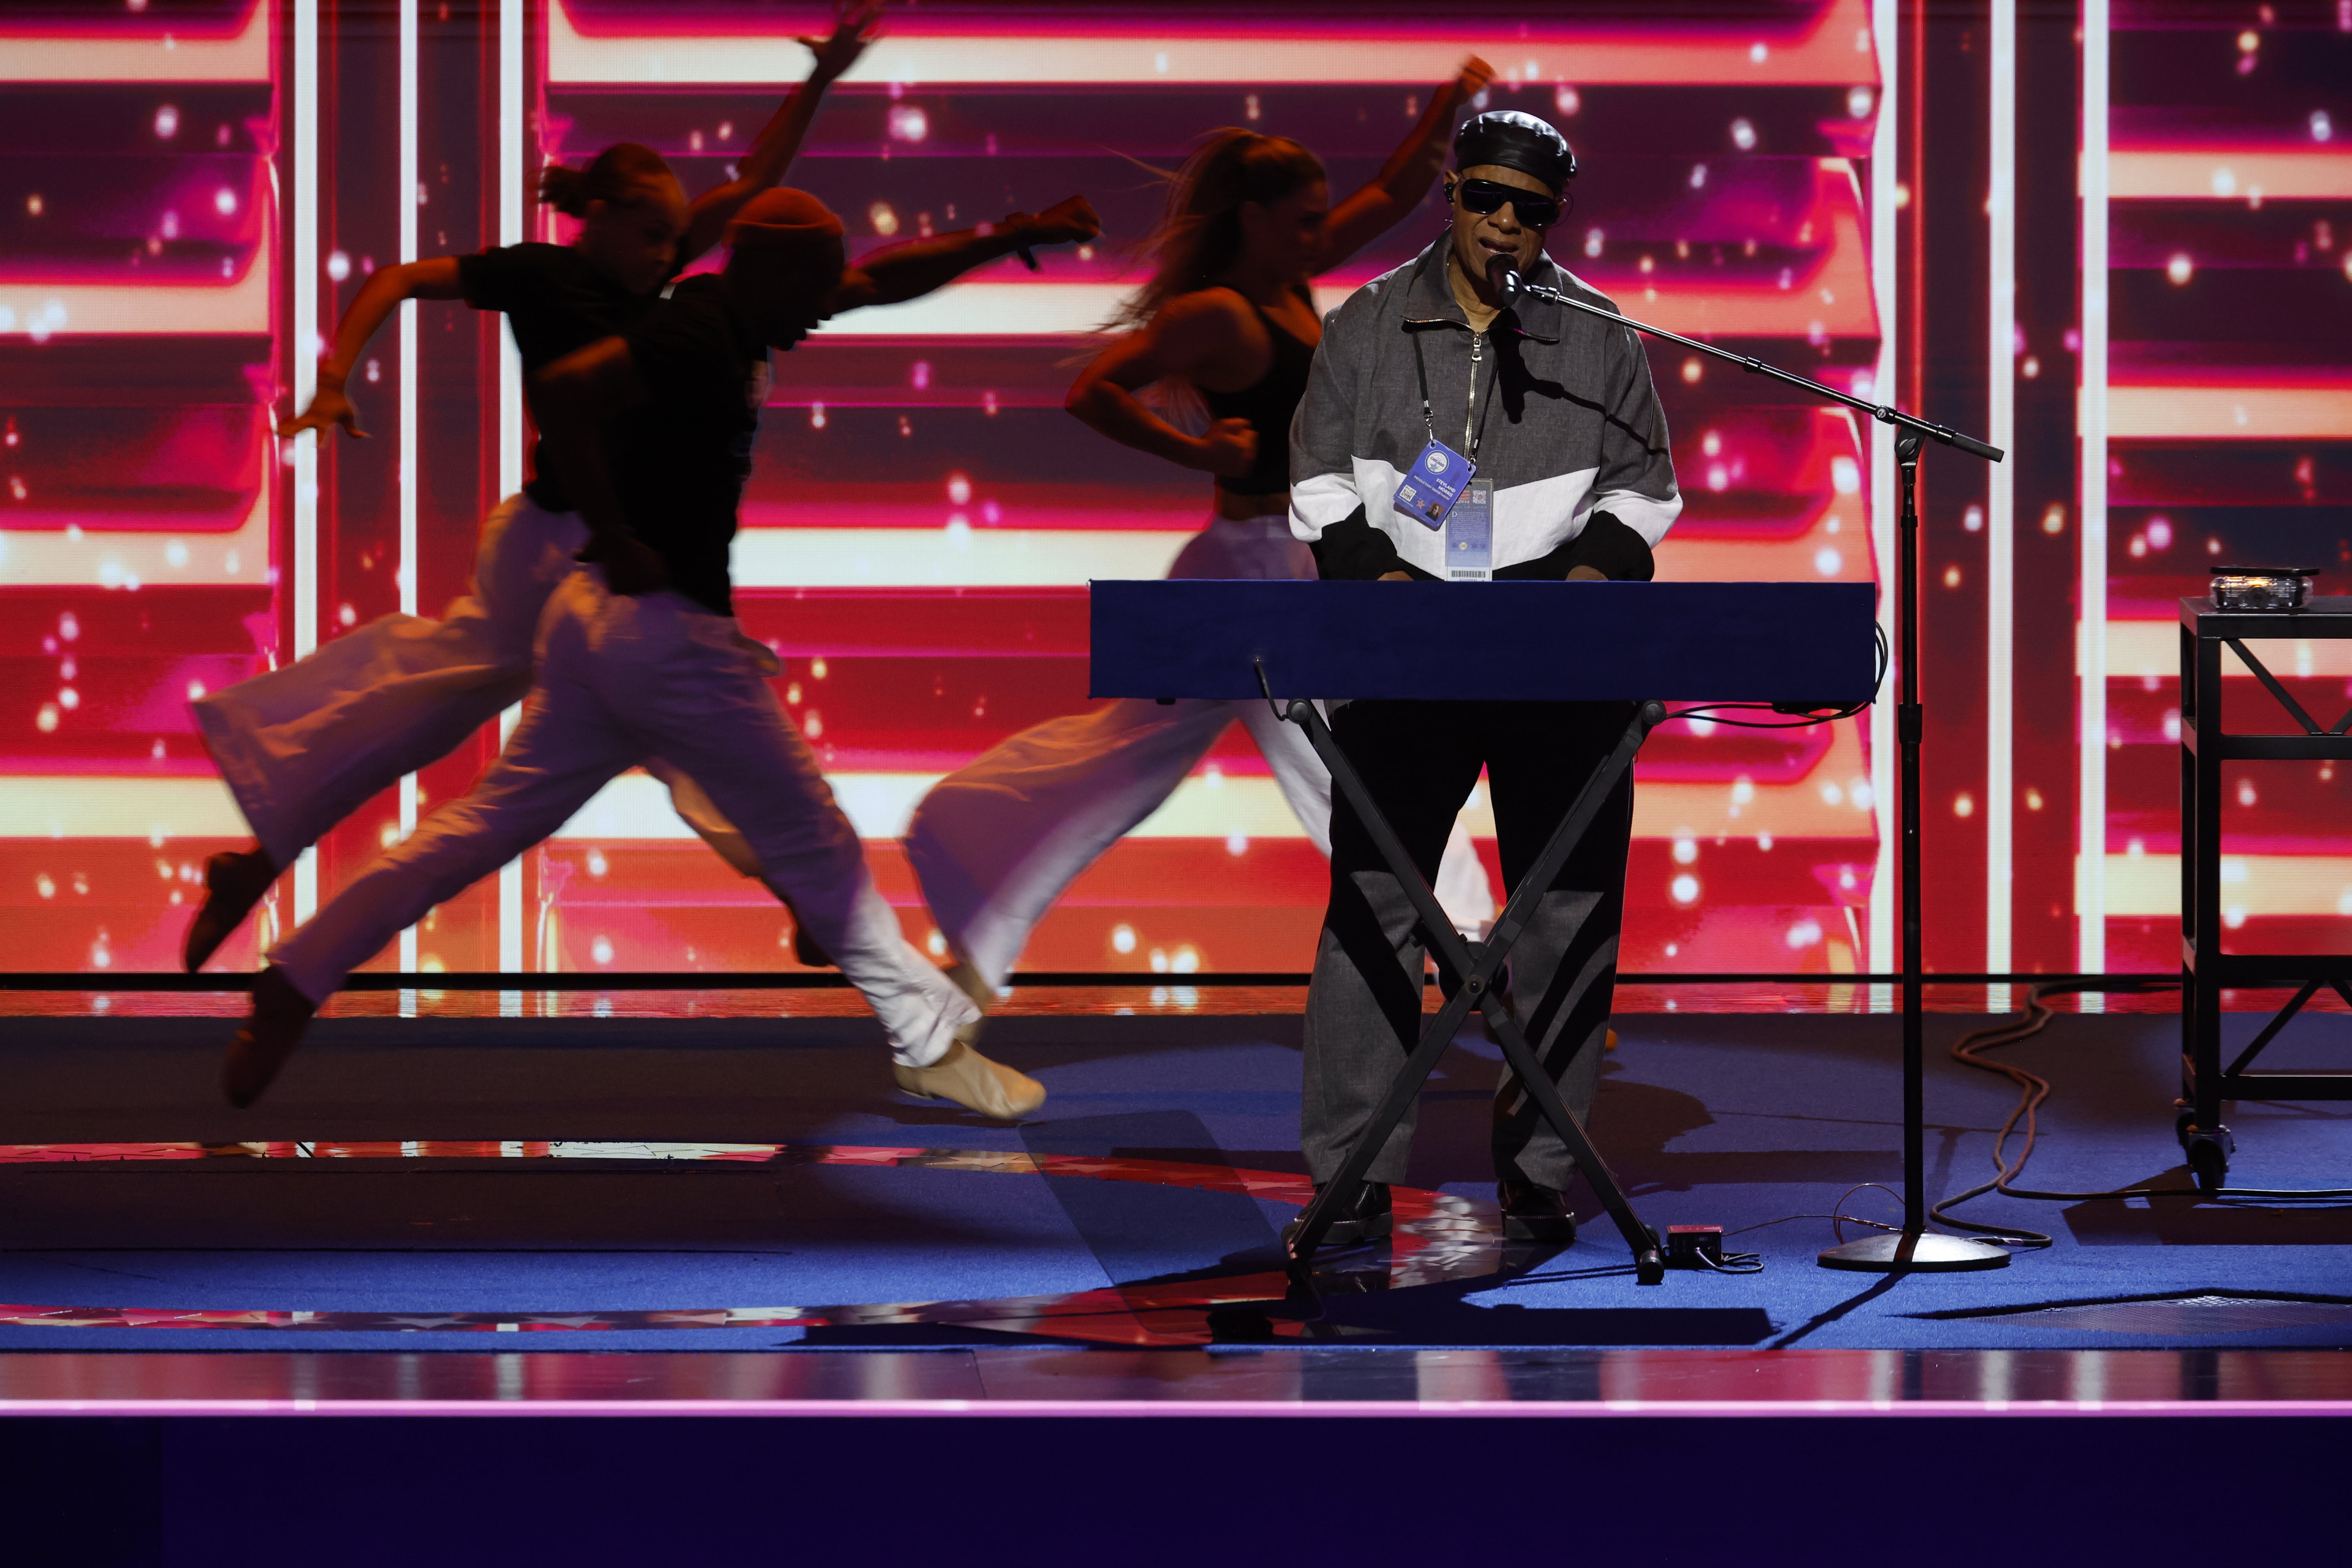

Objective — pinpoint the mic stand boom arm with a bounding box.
[1515,275,2014,1272]
[1516,279,2005,463]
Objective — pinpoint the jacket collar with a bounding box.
[1399,236,1562,345]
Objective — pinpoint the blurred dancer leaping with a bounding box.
[904,58,1499,1015]
[220,189,1104,1116]
[184,1,887,973]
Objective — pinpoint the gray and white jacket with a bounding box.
[1287,236,1680,581]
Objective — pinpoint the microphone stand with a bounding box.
[1512,271,2012,1272]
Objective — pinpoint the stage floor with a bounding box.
[4,1347,2352,1417]
[5,988,2352,1406]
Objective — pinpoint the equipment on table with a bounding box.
[1090,578,1878,1285]
[2207,566,2318,612]
[2178,592,2352,1189]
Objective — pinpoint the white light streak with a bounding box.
[292,0,320,922]
[1987,0,2015,974]
[399,0,421,974]
[2080,0,2109,980]
[1868,0,1896,987]
[499,0,524,975]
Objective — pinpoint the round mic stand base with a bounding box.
[1818,1231,2011,1273]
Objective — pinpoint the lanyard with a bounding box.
[1410,319,1500,463]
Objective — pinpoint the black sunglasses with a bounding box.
[1454,178,1563,230]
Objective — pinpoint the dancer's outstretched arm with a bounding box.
[278,258,465,439]
[1317,55,1494,272]
[826,196,1100,314]
[679,0,884,263]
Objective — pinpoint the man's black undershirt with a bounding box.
[1308,507,1656,583]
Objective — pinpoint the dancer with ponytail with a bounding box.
[184,2,883,971]
[222,189,1103,1117]
[905,58,1497,1013]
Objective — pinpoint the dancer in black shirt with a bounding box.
[185,4,883,970]
[223,189,1102,1119]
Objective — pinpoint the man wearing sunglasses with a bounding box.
[1285,109,1680,1248]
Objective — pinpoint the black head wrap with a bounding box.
[1452,109,1577,193]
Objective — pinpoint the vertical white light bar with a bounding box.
[397,0,421,980]
[2079,0,2110,977]
[1868,0,1898,997]
[497,0,525,991]
[291,0,321,924]
[1987,0,2016,991]
[498,0,523,499]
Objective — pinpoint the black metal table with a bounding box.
[2178,594,2352,1188]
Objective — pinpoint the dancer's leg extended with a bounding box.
[1240,697,1498,936]
[612,586,977,1069]
[225,588,646,1107]
[1233,696,1333,858]
[264,592,642,1009]
[912,693,1495,992]
[905,697,1237,990]
[227,575,1011,1111]
[187,495,756,968]
[184,495,579,971]
[194,494,578,869]
[566,578,1032,1115]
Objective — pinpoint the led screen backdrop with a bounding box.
[1,1,2346,981]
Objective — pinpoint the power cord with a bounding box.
[1931,978,2352,1249]
[1688,1249,1764,1274]
[1720,1182,1909,1249]
[1666,621,1891,731]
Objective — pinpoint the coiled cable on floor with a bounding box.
[1931,978,2352,1248]
[1689,1249,1765,1274]
[1719,1183,1906,1253]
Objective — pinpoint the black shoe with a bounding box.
[1282,1181,1392,1253]
[1497,1180,1577,1244]
[183,848,279,973]
[221,965,318,1109]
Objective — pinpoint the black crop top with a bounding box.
[1199,287,1319,496]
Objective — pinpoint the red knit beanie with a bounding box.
[726,188,846,256]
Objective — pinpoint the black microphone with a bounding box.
[1485,253,1522,305]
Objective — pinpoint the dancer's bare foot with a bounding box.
[892,1039,1044,1120]
[221,965,317,1109]
[183,847,279,973]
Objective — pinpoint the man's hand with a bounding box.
[1378,571,1413,582]
[1007,195,1102,251]
[579,533,671,597]
[1199,418,1258,479]
[801,0,882,84]
[1567,565,1607,581]
[279,383,366,441]
[1453,55,1495,99]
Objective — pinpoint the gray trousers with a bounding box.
[1299,699,1636,1189]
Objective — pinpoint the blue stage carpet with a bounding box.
[3,1007,2348,1351]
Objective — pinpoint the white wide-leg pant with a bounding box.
[193,494,750,873]
[271,570,974,1067]
[905,514,1496,989]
